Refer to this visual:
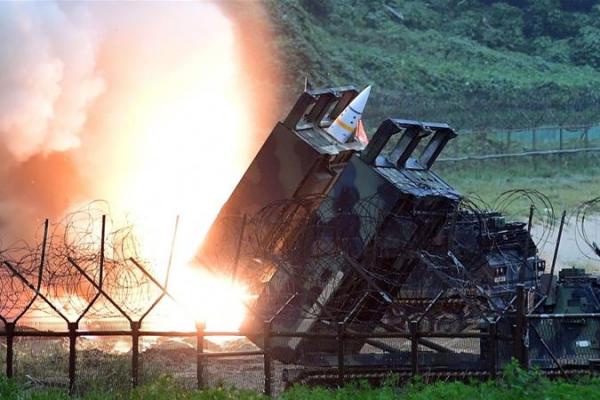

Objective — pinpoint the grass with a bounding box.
[0,375,265,400]
[266,0,600,128]
[3,362,600,399]
[436,154,600,217]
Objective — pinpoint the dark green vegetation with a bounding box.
[265,1,600,207]
[267,0,600,128]
[3,363,600,399]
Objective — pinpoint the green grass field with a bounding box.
[437,154,600,217]
[3,362,600,399]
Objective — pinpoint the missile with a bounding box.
[326,85,371,143]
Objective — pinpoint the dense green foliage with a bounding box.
[266,0,600,128]
[3,363,600,399]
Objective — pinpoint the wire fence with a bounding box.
[527,313,600,377]
[438,123,600,164]
[0,316,508,395]
[0,208,508,395]
[2,284,599,396]
[1,195,600,395]
[1,270,598,396]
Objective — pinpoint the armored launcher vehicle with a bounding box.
[200,87,364,277]
[202,86,546,368]
[388,211,545,332]
[244,118,462,362]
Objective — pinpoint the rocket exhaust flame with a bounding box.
[0,2,278,332]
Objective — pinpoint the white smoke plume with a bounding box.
[0,2,104,161]
[0,1,280,245]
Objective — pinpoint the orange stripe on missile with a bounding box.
[335,119,355,133]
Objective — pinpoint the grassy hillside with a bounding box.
[264,1,600,213]
[266,0,600,129]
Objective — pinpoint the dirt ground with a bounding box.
[531,215,600,272]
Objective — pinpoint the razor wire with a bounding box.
[212,193,510,333]
[575,196,600,261]
[0,188,577,335]
[0,202,166,325]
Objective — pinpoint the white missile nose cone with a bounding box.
[326,85,372,143]
[349,85,371,114]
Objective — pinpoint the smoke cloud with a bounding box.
[0,2,104,161]
[0,1,280,246]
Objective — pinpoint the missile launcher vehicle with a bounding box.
[200,86,365,273]
[243,118,462,362]
[386,210,545,332]
[203,86,550,368]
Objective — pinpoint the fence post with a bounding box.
[196,322,205,390]
[410,320,419,376]
[263,320,272,397]
[5,322,15,378]
[337,322,345,388]
[584,126,590,165]
[515,284,528,369]
[532,128,537,171]
[548,211,566,296]
[68,322,78,394]
[504,130,512,167]
[131,321,140,387]
[479,130,486,171]
[489,321,497,379]
[559,126,564,165]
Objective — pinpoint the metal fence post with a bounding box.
[5,322,15,378]
[515,284,528,369]
[548,211,566,296]
[504,130,512,167]
[196,322,205,390]
[131,321,140,387]
[479,130,486,171]
[68,322,78,394]
[584,126,590,165]
[337,322,345,387]
[559,126,564,165]
[410,320,419,376]
[532,128,537,171]
[489,321,497,379]
[264,320,272,396]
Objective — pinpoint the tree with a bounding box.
[572,26,600,69]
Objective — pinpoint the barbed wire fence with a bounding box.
[0,186,599,395]
[437,123,600,166]
[356,97,600,177]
